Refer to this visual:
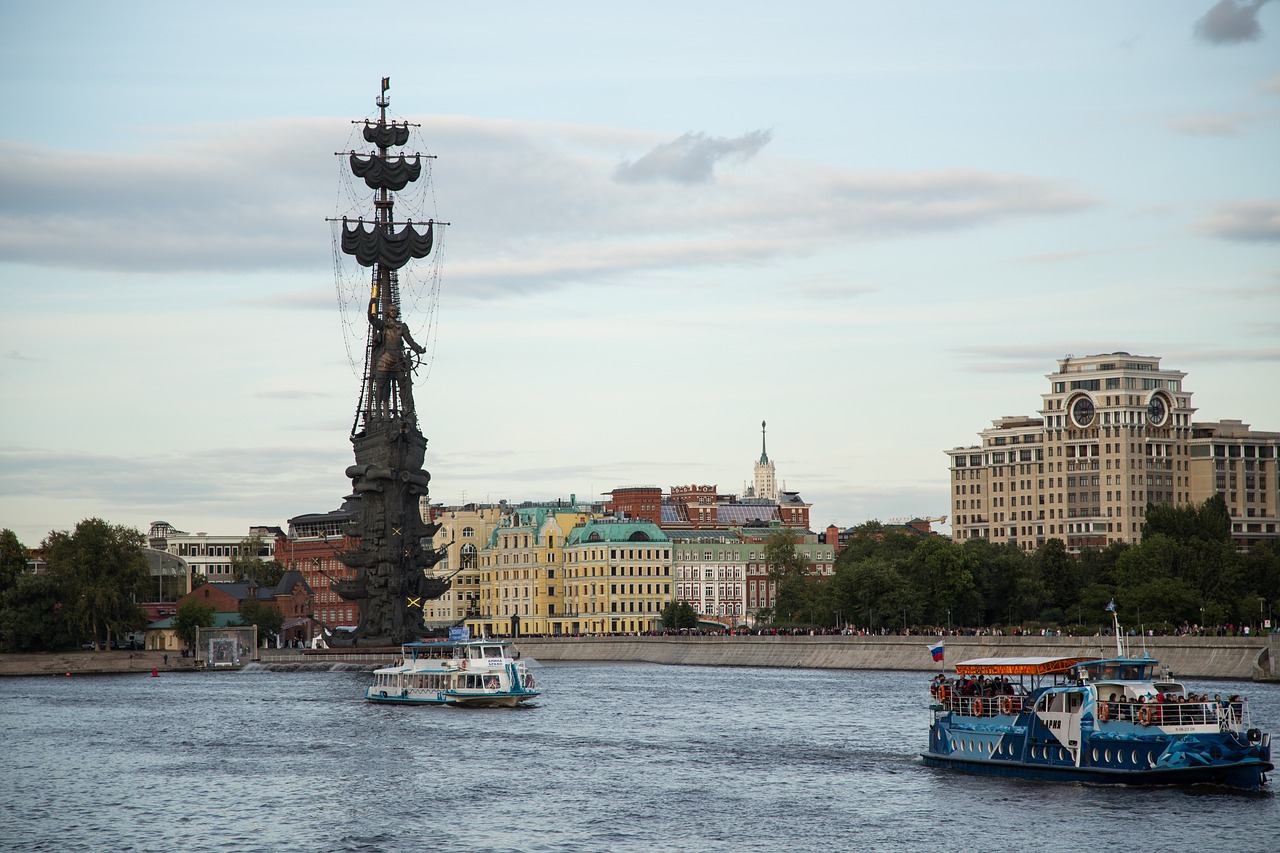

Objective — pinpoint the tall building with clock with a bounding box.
[948,351,1278,553]
[947,352,1199,553]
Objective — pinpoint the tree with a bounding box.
[232,535,284,586]
[906,536,978,627]
[44,518,148,649]
[831,555,911,633]
[1037,538,1078,614]
[764,529,813,625]
[0,573,73,651]
[660,600,699,630]
[0,528,28,592]
[173,599,215,647]
[237,596,283,642]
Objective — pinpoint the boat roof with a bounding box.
[954,656,1097,676]
[402,638,512,647]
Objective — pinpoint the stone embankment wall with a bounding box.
[516,634,1276,682]
[2,634,1275,680]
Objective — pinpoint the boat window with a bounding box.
[484,646,502,658]
[1119,666,1140,680]
[1067,693,1082,712]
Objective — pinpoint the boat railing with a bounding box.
[933,691,1025,718]
[1096,699,1249,729]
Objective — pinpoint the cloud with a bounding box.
[1010,246,1144,264]
[1196,200,1280,242]
[0,116,1097,300]
[1167,113,1255,135]
[1262,72,1280,93]
[613,130,772,184]
[0,444,352,541]
[1194,0,1271,45]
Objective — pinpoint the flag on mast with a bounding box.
[1106,600,1116,612]
[381,77,390,93]
[929,641,945,663]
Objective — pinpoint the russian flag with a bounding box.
[929,641,945,662]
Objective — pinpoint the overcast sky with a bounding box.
[2,1,1277,547]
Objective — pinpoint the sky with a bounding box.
[1,1,1278,548]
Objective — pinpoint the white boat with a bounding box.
[365,638,539,708]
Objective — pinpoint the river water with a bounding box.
[3,662,1278,852]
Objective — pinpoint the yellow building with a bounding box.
[471,501,594,637]
[426,503,506,627]
[562,519,672,635]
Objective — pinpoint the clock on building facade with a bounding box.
[1070,395,1096,428]
[1147,393,1168,427]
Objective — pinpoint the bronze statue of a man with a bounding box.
[370,303,425,418]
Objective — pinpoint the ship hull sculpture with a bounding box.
[325,79,450,647]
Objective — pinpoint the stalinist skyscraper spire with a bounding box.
[754,419,778,501]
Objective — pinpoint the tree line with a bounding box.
[763,496,1280,636]
[0,521,285,652]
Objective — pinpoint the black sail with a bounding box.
[349,153,422,191]
[362,120,410,149]
[340,219,434,269]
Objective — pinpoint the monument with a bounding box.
[325,79,452,646]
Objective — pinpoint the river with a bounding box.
[3,663,1278,852]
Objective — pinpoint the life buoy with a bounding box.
[1000,696,1013,715]
[526,675,535,689]
[1098,702,1110,722]
[970,697,984,716]
[459,659,467,670]
[1138,705,1153,726]
[937,685,949,702]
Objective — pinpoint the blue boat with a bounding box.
[366,638,540,708]
[922,619,1272,790]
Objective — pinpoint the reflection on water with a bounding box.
[3,665,1278,852]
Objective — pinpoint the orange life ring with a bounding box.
[459,659,467,670]
[937,685,949,702]
[1138,705,1153,726]
[1098,702,1110,722]
[1000,696,1013,715]
[970,697,984,716]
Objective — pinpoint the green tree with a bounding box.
[831,555,911,633]
[173,599,215,647]
[232,535,284,586]
[44,518,148,649]
[906,536,978,627]
[660,600,699,630]
[1037,538,1077,616]
[962,539,1027,628]
[237,596,283,642]
[0,528,29,592]
[764,529,813,625]
[0,573,73,651]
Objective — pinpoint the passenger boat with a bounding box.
[922,614,1272,790]
[366,638,539,708]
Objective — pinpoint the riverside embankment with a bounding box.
[518,633,1280,682]
[4,633,1277,680]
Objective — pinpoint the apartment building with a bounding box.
[149,520,280,583]
[470,501,593,637]
[948,352,1276,552]
[1189,420,1279,548]
[561,519,673,635]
